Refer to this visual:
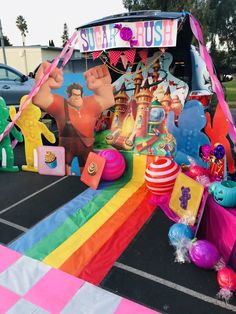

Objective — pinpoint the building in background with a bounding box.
[0,45,81,75]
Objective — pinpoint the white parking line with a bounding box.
[114,262,236,312]
[0,218,28,232]
[0,176,68,215]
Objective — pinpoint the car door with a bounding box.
[0,66,28,106]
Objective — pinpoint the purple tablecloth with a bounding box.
[198,195,236,266]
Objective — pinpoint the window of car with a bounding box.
[0,67,21,81]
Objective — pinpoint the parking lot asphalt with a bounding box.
[0,143,235,313]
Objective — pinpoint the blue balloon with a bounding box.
[168,223,193,246]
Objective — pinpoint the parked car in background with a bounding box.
[0,63,35,107]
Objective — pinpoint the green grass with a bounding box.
[223,78,236,108]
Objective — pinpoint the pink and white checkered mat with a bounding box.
[0,245,159,313]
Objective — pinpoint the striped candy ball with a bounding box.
[98,149,125,181]
[145,157,180,195]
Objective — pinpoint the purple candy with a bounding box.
[120,27,133,41]
[189,240,220,269]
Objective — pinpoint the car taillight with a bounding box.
[188,92,211,107]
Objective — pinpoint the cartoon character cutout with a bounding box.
[0,97,23,172]
[9,96,56,172]
[204,104,235,174]
[167,100,210,167]
[32,62,114,173]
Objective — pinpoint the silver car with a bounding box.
[0,63,35,107]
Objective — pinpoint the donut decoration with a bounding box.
[98,149,126,181]
[145,157,180,195]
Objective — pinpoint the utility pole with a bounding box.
[0,19,7,65]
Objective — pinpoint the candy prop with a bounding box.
[217,267,236,302]
[189,239,220,269]
[38,146,65,176]
[0,97,23,172]
[168,223,193,247]
[98,149,125,181]
[144,157,180,195]
[209,180,236,208]
[9,96,56,172]
[169,173,204,226]
[167,100,210,167]
[114,24,138,48]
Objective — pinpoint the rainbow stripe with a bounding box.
[9,153,157,283]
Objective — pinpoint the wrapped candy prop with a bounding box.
[168,223,193,246]
[168,223,194,263]
[189,239,220,269]
[98,149,125,181]
[114,24,138,47]
[217,267,236,302]
[145,157,180,196]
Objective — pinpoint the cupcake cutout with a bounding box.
[44,151,57,169]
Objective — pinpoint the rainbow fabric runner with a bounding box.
[0,245,159,313]
[9,153,157,284]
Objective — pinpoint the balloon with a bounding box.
[98,149,125,181]
[189,240,220,269]
[213,144,225,160]
[168,223,193,247]
[145,157,180,196]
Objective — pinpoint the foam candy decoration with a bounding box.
[0,97,23,172]
[9,96,56,172]
[98,149,125,181]
[167,100,210,167]
[145,156,180,195]
[189,240,220,269]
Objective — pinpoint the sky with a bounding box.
[1,0,126,47]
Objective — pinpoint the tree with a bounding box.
[16,15,28,46]
[0,36,12,46]
[122,0,236,73]
[61,23,69,47]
